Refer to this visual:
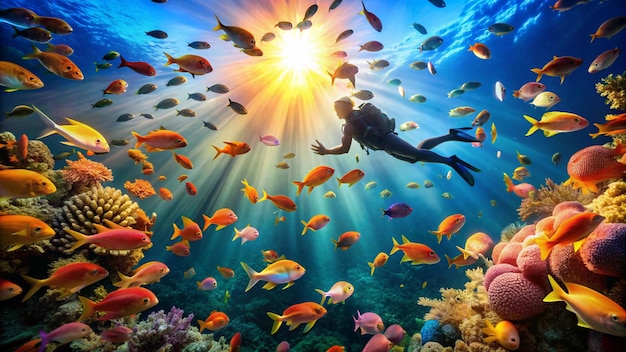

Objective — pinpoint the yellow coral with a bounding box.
[128,148,148,164]
[517,179,595,221]
[596,71,626,110]
[588,180,626,223]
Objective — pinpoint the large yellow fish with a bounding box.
[0,214,56,251]
[0,169,56,200]
[240,260,305,292]
[33,105,110,155]
[524,112,589,137]
[544,275,626,337]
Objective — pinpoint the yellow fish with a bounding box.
[33,105,110,155]
[0,214,56,251]
[482,319,520,350]
[240,260,305,292]
[0,169,57,200]
[524,112,589,137]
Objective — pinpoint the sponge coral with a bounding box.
[580,223,626,278]
[487,272,547,320]
[588,181,626,223]
[596,71,626,110]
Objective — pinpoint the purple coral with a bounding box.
[580,223,626,278]
[128,306,196,352]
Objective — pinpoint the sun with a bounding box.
[276,30,321,84]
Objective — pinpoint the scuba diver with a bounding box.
[311,96,481,186]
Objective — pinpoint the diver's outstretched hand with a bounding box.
[311,139,326,155]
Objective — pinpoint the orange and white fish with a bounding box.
[164,52,212,76]
[259,190,297,212]
[535,212,604,260]
[0,168,57,200]
[524,112,589,137]
[103,79,127,95]
[132,128,187,152]
[544,275,626,337]
[337,169,365,187]
[482,319,520,350]
[390,235,440,265]
[202,208,237,231]
[531,56,583,84]
[300,214,331,235]
[0,278,22,301]
[213,15,256,50]
[64,219,152,251]
[212,141,250,159]
[240,179,259,203]
[293,165,335,195]
[267,302,327,334]
[198,311,230,332]
[367,252,389,276]
[34,105,110,155]
[332,231,360,251]
[240,259,306,292]
[0,214,55,251]
[113,261,170,289]
[315,281,354,305]
[428,214,466,244]
[21,262,108,301]
[78,287,159,321]
[0,60,43,92]
[23,44,83,80]
[171,216,202,241]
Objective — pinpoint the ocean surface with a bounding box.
[1,0,625,351]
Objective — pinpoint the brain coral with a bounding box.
[580,222,626,278]
[548,244,608,291]
[487,272,547,320]
[484,264,520,291]
[517,245,548,281]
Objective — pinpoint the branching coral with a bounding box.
[62,151,113,194]
[588,181,626,223]
[517,178,595,221]
[596,71,626,110]
[124,179,156,199]
[127,306,199,352]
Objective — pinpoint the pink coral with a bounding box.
[491,242,506,263]
[62,151,113,189]
[552,201,586,216]
[496,242,522,266]
[517,245,548,281]
[509,224,536,242]
[487,272,547,320]
[580,223,626,278]
[484,264,520,291]
[548,244,608,291]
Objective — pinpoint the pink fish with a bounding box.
[64,219,151,251]
[353,310,385,335]
[39,322,92,351]
[503,172,536,198]
[362,333,393,352]
[171,216,203,241]
[100,325,132,343]
[588,48,621,74]
[259,134,280,146]
[197,277,218,291]
[232,225,259,245]
[513,82,546,102]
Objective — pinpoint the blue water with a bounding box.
[1,0,625,351]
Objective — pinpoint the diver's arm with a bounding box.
[312,124,353,155]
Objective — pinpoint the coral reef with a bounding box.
[487,272,547,320]
[61,151,113,194]
[517,179,594,221]
[124,179,157,199]
[127,306,198,352]
[579,223,626,278]
[596,71,626,110]
[588,181,626,223]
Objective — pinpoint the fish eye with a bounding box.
[593,215,602,221]
[65,65,72,71]
[8,287,14,292]
[611,313,619,322]
[96,139,102,144]
[143,298,150,303]
[34,226,43,233]
[91,269,99,275]
[315,308,323,314]
[429,251,435,256]
[29,76,37,81]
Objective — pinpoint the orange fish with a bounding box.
[17,133,28,160]
[300,214,331,235]
[274,215,287,225]
[337,169,365,187]
[482,319,520,350]
[172,151,193,169]
[428,214,466,244]
[78,287,159,321]
[178,174,189,182]
[469,43,491,59]
[589,16,626,42]
[0,214,56,251]
[229,332,242,352]
[445,253,477,269]
[531,56,583,84]
[171,216,203,241]
[14,338,41,352]
[202,208,238,231]
[64,219,151,251]
[535,212,605,260]
[114,261,170,289]
[132,128,187,152]
[326,346,345,352]
[503,172,537,198]
[240,259,306,291]
[261,249,285,263]
[455,232,495,260]
[185,181,197,195]
[259,190,297,212]
[0,61,43,92]
[198,311,230,332]
[23,44,84,80]
[158,187,173,201]
[217,265,235,279]
[544,275,626,337]
[240,179,259,203]
[166,240,190,256]
[390,235,440,265]
[332,231,361,251]
[0,278,22,301]
[164,52,212,76]
[212,141,250,159]
[589,113,626,139]
[267,302,327,334]
[103,79,127,95]
[563,143,626,194]
[367,252,389,276]
[293,165,335,195]
[0,168,57,200]
[21,262,109,302]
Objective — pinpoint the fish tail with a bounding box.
[428,230,443,244]
[512,90,520,98]
[117,55,127,68]
[588,123,604,139]
[530,68,543,82]
[481,319,497,338]
[331,238,339,251]
[259,190,268,203]
[444,254,454,269]
[390,237,400,255]
[171,223,181,240]
[232,227,241,242]
[266,312,283,334]
[523,115,539,136]
[11,25,20,38]
[20,275,45,302]
[131,131,143,148]
[502,173,515,193]
[197,320,208,333]
[32,105,59,139]
[328,71,335,86]
[213,15,223,31]
[94,62,99,72]
[240,262,260,292]
[292,181,305,196]
[589,34,596,43]
[39,330,50,352]
[212,145,222,160]
[64,228,88,251]
[543,274,567,303]
[202,214,212,231]
[315,289,328,305]
[337,177,343,188]
[113,271,132,289]
[78,295,96,321]
[456,245,477,260]
[367,262,375,276]
[163,52,174,66]
[300,220,309,235]
[534,234,553,261]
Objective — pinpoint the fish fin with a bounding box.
[258,190,268,203]
[213,15,223,31]
[573,239,585,252]
[400,254,411,263]
[534,234,553,260]
[215,224,225,231]
[390,237,399,255]
[282,281,295,290]
[303,320,319,333]
[502,173,515,193]
[202,214,211,231]
[3,88,19,93]
[575,317,593,329]
[163,52,174,66]
[266,312,283,334]
[7,243,24,252]
[530,68,543,82]
[240,262,259,292]
[300,220,308,235]
[32,105,59,139]
[20,275,44,302]
[262,282,278,290]
[444,254,454,269]
[331,238,339,251]
[368,262,375,276]
[113,271,131,289]
[292,181,304,196]
[78,295,96,321]
[401,234,411,244]
[456,246,478,260]
[544,130,558,137]
[93,223,110,233]
[543,275,566,303]
[315,289,327,305]
[103,219,125,229]
[212,145,222,160]
[171,223,181,240]
[64,228,88,251]
[523,115,539,136]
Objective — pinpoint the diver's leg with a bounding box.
[417,127,479,150]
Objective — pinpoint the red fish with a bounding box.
[64,219,151,251]
[360,1,382,32]
[100,325,132,343]
[164,52,212,77]
[118,55,156,76]
[0,278,22,301]
[171,216,202,241]
[198,311,230,332]
[259,190,297,212]
[332,231,360,251]
[113,261,170,289]
[132,128,187,152]
[172,151,193,169]
[103,79,127,95]
[78,287,159,321]
[229,332,242,352]
[535,212,605,260]
[185,181,197,195]
[17,133,28,160]
[390,235,440,265]
[589,113,626,139]
[166,240,190,256]
[21,262,109,301]
[267,302,327,334]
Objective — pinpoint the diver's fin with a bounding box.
[449,155,479,186]
[449,128,480,143]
